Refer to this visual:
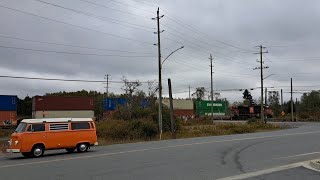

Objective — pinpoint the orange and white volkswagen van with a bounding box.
[7,118,98,157]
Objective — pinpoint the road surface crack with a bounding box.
[233,141,268,173]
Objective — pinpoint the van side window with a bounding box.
[49,124,69,131]
[27,124,45,132]
[90,122,94,128]
[71,122,90,130]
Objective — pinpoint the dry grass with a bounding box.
[0,142,7,154]
[97,121,285,145]
[0,128,14,139]
[175,122,283,139]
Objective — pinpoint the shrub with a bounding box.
[96,119,158,141]
[150,105,181,132]
[96,120,130,141]
[247,118,260,124]
[299,113,310,120]
[138,120,158,140]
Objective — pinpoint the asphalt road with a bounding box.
[1,122,320,180]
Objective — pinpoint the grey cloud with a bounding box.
[0,0,319,102]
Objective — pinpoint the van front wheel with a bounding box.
[77,143,88,153]
[32,145,45,157]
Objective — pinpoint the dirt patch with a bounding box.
[0,140,7,156]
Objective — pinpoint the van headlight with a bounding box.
[15,140,18,146]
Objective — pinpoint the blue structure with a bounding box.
[103,98,150,111]
[140,99,150,109]
[103,98,127,111]
[0,95,17,111]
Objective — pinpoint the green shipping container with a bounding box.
[195,100,227,116]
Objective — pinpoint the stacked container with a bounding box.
[0,95,18,127]
[103,98,128,111]
[194,100,227,116]
[32,96,94,119]
[162,99,194,118]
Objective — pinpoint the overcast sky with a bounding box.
[0,0,319,102]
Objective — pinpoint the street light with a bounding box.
[263,74,275,80]
[158,46,184,140]
[162,46,184,65]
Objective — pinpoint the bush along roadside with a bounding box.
[96,118,285,145]
[96,119,158,143]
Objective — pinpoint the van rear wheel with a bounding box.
[77,143,88,153]
[31,145,45,157]
[66,148,75,153]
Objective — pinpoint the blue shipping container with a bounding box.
[0,95,17,111]
[140,99,149,109]
[103,98,127,111]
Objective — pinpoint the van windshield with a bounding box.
[14,122,27,133]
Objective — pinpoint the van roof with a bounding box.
[21,118,93,123]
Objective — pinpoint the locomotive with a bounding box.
[231,105,273,120]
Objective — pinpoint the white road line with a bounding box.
[276,152,320,159]
[1,130,320,169]
[217,160,320,180]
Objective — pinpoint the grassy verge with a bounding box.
[174,122,283,139]
[0,129,13,155]
[97,119,286,145]
[0,141,7,155]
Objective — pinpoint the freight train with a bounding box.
[103,98,228,119]
[0,94,274,128]
[230,105,273,120]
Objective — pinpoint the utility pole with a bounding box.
[291,78,294,122]
[102,74,110,120]
[189,85,191,99]
[152,8,164,140]
[281,89,283,106]
[254,46,268,124]
[104,74,110,98]
[209,54,214,122]
[265,87,267,106]
[296,98,298,122]
[168,78,176,139]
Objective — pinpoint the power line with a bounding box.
[273,85,320,88]
[160,8,254,52]
[78,0,150,18]
[33,0,155,32]
[263,54,272,63]
[162,34,253,65]
[131,0,158,7]
[0,34,154,54]
[0,4,153,45]
[0,75,151,83]
[162,23,252,55]
[0,45,156,58]
[108,0,154,14]
[162,30,253,64]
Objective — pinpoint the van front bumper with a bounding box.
[6,149,20,153]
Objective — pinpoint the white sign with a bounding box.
[207,103,223,107]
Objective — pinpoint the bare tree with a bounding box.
[147,80,158,98]
[120,76,142,119]
[121,76,142,98]
[192,87,206,100]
